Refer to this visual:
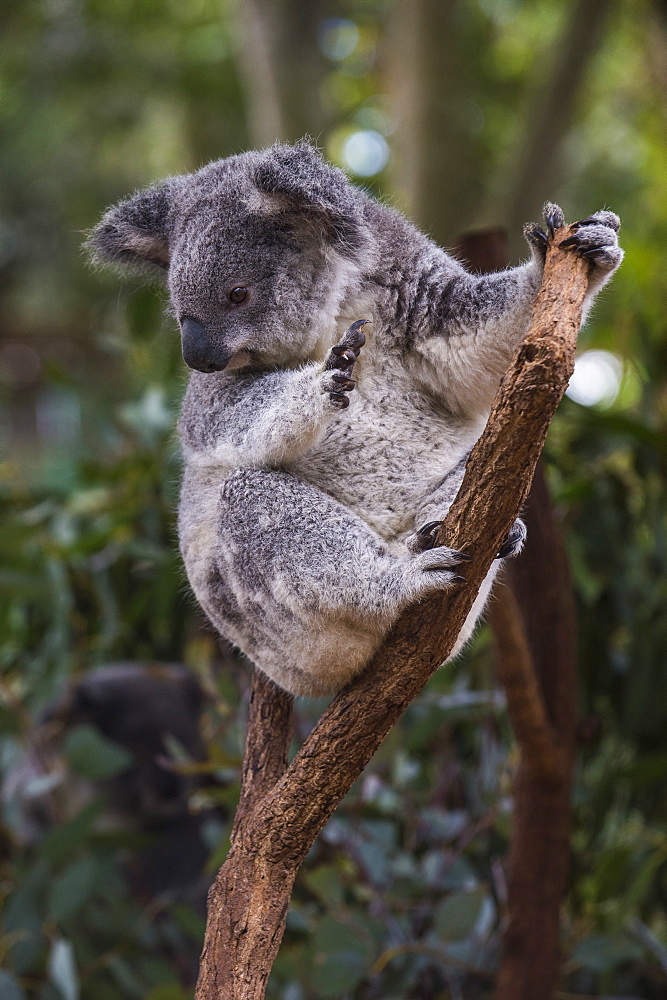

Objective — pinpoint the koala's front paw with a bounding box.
[524,204,623,278]
[496,518,526,559]
[523,202,566,261]
[322,319,367,410]
[558,211,623,275]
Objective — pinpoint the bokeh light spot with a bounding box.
[318,18,359,61]
[341,130,389,177]
[566,350,623,407]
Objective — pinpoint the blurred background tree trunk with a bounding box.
[231,0,331,145]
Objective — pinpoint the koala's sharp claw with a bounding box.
[330,346,357,367]
[408,520,442,553]
[451,574,467,585]
[497,519,527,559]
[558,235,580,250]
[574,211,621,233]
[543,202,565,236]
[581,245,610,257]
[329,391,350,409]
[325,320,367,375]
[523,222,549,258]
[331,373,356,390]
[419,519,442,536]
[346,319,368,354]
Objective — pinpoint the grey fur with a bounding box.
[88,142,623,697]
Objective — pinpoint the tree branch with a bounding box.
[195,224,589,1000]
[456,230,579,998]
[494,461,579,1000]
[231,669,294,840]
[490,581,564,785]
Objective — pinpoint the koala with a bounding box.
[88,142,623,697]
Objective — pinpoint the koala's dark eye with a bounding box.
[229,286,248,304]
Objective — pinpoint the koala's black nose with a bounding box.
[180,317,229,373]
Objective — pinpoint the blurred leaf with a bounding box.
[309,949,367,997]
[308,915,375,996]
[0,970,26,1000]
[433,887,487,941]
[47,938,79,1000]
[302,865,345,909]
[47,856,101,924]
[144,986,189,1000]
[572,932,644,973]
[63,724,133,779]
[39,802,100,866]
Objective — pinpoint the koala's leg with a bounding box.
[198,468,469,697]
[403,456,525,659]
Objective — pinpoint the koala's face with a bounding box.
[88,143,369,372]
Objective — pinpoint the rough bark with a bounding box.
[231,669,294,840]
[195,225,589,1000]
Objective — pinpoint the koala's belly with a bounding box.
[289,393,483,543]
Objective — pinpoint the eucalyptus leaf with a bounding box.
[433,887,487,941]
[64,724,133,780]
[0,970,26,1000]
[47,938,79,1000]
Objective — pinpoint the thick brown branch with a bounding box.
[494,463,579,1000]
[490,582,564,785]
[231,669,294,839]
[195,228,589,1000]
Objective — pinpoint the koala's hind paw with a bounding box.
[412,544,470,589]
[322,319,368,409]
[496,518,526,559]
[407,519,443,553]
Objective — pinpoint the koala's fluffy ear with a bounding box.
[86,183,173,273]
[252,142,367,258]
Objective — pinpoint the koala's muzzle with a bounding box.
[180,318,232,373]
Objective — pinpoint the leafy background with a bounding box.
[1,1,667,998]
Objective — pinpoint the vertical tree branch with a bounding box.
[493,464,578,1000]
[231,668,294,840]
[385,0,482,243]
[230,0,331,146]
[490,581,564,786]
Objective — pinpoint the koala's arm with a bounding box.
[413,208,623,414]
[179,365,339,468]
[180,324,366,469]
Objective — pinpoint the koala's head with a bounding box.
[88,142,371,372]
